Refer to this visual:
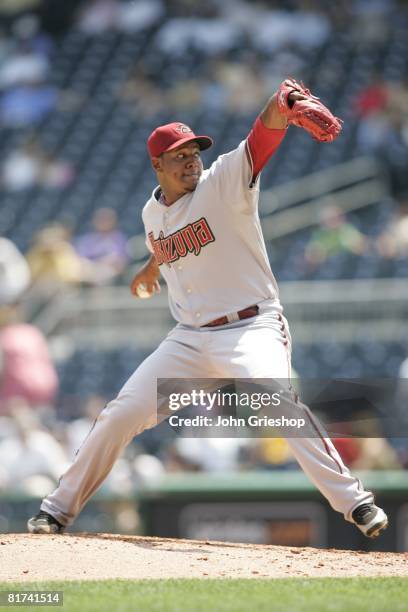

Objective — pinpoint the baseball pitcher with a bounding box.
[28,79,388,539]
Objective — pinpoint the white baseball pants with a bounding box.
[41,301,373,526]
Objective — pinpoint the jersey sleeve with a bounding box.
[247,116,286,182]
[206,118,286,213]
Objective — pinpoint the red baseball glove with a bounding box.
[277,78,343,143]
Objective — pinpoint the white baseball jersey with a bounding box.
[142,140,280,326]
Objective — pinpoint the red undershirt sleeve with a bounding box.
[246,116,287,184]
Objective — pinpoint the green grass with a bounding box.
[1,578,408,612]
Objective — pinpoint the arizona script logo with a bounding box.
[149,217,215,266]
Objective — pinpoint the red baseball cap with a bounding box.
[147,122,213,158]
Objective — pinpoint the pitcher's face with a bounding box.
[152,141,203,201]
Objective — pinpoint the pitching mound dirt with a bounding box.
[1,534,408,582]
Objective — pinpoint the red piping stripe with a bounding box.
[282,324,345,476]
[303,407,345,475]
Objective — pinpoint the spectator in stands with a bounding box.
[350,436,401,470]
[355,74,390,116]
[74,207,129,285]
[201,72,228,112]
[377,204,408,258]
[26,223,87,288]
[211,54,267,115]
[1,138,42,191]
[165,77,206,113]
[116,0,164,33]
[378,110,408,206]
[0,304,58,417]
[40,151,75,190]
[356,110,390,154]
[332,437,362,469]
[248,3,331,54]
[0,82,57,128]
[336,402,402,470]
[0,42,49,90]
[0,238,31,305]
[0,13,69,130]
[0,241,55,418]
[354,75,392,154]
[77,0,164,35]
[132,452,165,485]
[262,43,306,91]
[166,437,246,473]
[11,14,54,59]
[0,403,69,495]
[154,13,241,58]
[334,434,401,470]
[350,0,394,47]
[304,205,367,268]
[246,437,298,471]
[2,136,75,192]
[118,64,165,118]
[387,78,408,119]
[76,0,119,35]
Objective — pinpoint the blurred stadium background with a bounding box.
[0,0,407,551]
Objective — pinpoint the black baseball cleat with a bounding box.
[27,511,65,534]
[352,503,388,538]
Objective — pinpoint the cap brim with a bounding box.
[165,135,213,154]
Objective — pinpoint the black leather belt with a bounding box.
[203,305,259,327]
